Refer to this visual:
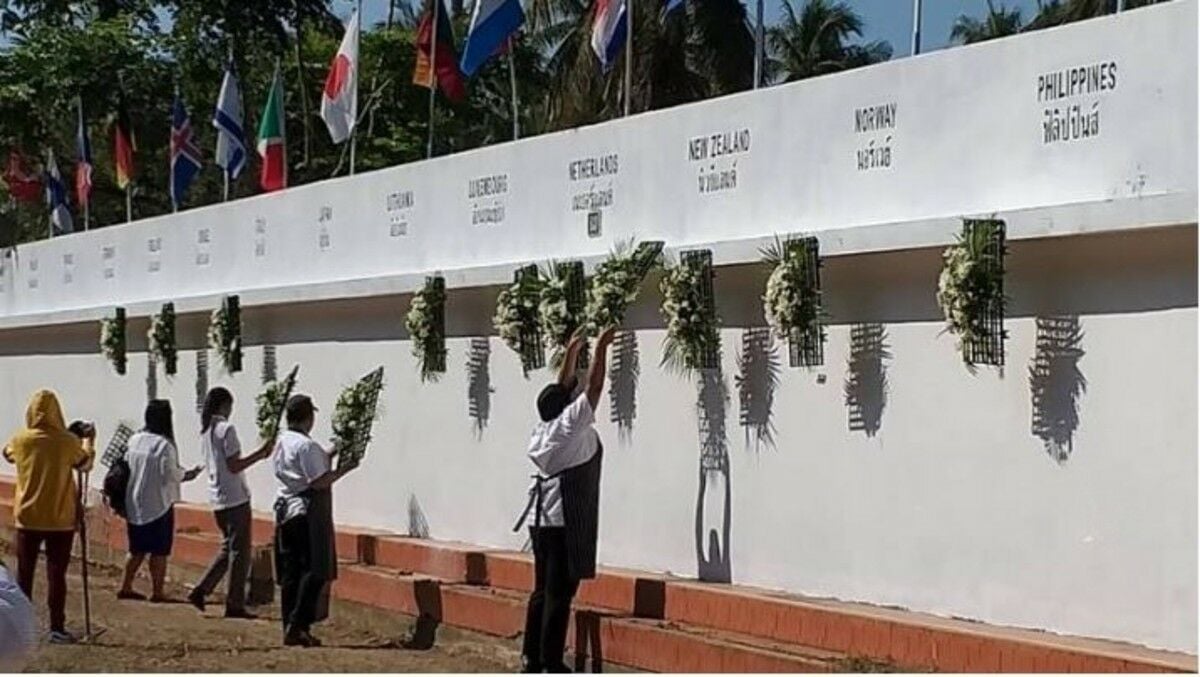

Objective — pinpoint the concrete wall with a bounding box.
[1,226,1195,652]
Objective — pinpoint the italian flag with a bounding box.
[257,66,287,192]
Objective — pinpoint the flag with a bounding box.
[257,66,287,192]
[2,151,43,203]
[113,95,136,189]
[44,150,73,236]
[460,0,525,78]
[413,0,467,102]
[662,0,684,17]
[75,100,93,208]
[213,59,247,180]
[321,8,359,144]
[591,0,628,71]
[170,93,203,209]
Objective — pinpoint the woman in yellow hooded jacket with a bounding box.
[2,389,95,644]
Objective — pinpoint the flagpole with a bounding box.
[507,37,520,140]
[125,186,132,223]
[910,0,922,56]
[78,97,89,230]
[426,0,440,158]
[46,151,52,240]
[350,0,362,175]
[753,0,763,88]
[623,0,633,116]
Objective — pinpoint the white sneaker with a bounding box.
[47,630,78,644]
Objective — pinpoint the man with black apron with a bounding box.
[514,327,617,673]
[272,394,353,647]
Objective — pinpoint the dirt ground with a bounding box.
[6,550,524,673]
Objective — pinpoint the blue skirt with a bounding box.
[127,507,174,556]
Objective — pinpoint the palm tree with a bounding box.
[949,0,1024,44]
[767,0,891,83]
[528,0,755,130]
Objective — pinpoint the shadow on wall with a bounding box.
[408,493,431,539]
[466,338,492,437]
[608,330,640,443]
[1029,316,1087,464]
[735,327,779,452]
[146,353,158,402]
[844,323,890,438]
[194,349,208,414]
[695,367,732,584]
[261,344,277,384]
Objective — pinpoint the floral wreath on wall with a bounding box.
[406,276,447,383]
[493,265,545,376]
[99,307,127,376]
[208,295,243,374]
[148,302,177,376]
[660,252,721,374]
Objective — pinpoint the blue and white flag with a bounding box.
[44,150,73,236]
[213,59,246,180]
[170,93,203,210]
[460,0,525,77]
[662,0,684,17]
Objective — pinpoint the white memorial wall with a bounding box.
[0,1,1196,653]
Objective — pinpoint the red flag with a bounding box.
[413,0,467,103]
[2,151,43,204]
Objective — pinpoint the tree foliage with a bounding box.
[0,0,899,244]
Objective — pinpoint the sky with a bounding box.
[332,0,1050,57]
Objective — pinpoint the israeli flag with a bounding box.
[213,59,247,180]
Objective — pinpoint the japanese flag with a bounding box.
[321,9,359,144]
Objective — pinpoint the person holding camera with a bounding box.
[2,389,95,644]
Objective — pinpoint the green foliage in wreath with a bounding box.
[406,277,446,382]
[936,221,1007,362]
[493,267,545,374]
[585,239,663,334]
[148,302,177,376]
[99,307,127,376]
[659,259,720,374]
[761,236,825,347]
[208,296,242,374]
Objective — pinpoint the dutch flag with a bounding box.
[460,0,525,78]
[591,0,627,72]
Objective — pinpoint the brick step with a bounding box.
[2,476,1196,673]
[334,561,843,673]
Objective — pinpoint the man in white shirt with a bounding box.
[272,394,353,647]
[517,326,616,673]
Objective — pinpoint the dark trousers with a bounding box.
[277,514,325,632]
[522,527,580,672]
[16,528,74,632]
[193,502,252,612]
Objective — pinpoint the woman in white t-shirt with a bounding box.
[119,400,201,602]
[186,387,273,618]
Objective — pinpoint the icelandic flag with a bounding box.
[213,59,247,180]
[591,0,627,72]
[170,93,203,209]
[460,0,525,78]
[75,100,93,208]
[44,150,73,236]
